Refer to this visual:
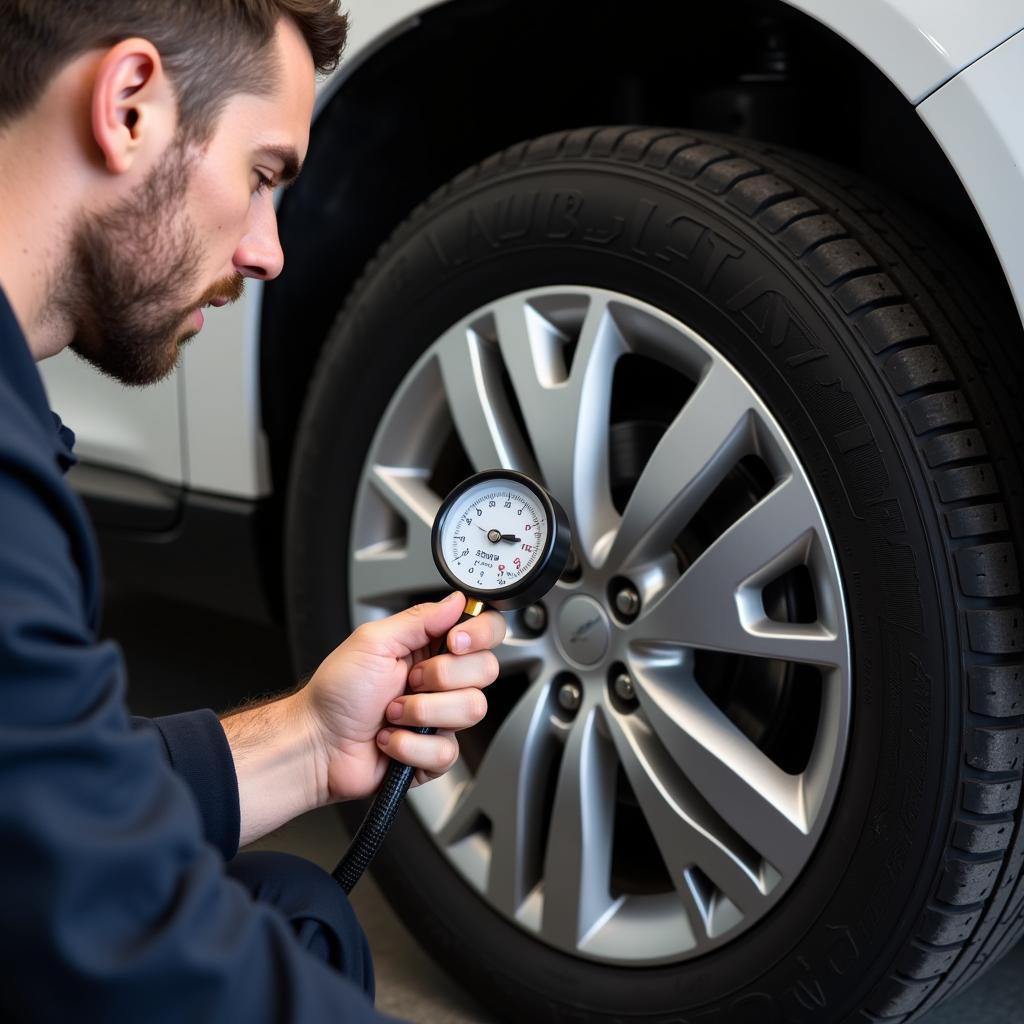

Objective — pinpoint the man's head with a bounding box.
[0,1,348,384]
[1,1,349,143]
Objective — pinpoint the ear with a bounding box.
[90,38,176,175]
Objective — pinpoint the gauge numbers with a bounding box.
[439,479,547,593]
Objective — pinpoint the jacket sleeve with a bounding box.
[0,429,401,1022]
[131,711,241,861]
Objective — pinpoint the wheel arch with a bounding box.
[255,0,1012,614]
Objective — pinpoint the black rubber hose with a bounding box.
[331,727,431,894]
[332,612,475,894]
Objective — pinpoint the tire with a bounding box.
[286,126,1024,1022]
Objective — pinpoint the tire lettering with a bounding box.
[546,190,583,239]
[698,231,744,289]
[582,212,625,245]
[495,191,539,241]
[428,191,743,298]
[388,255,411,294]
[775,923,865,1017]
[791,956,827,1011]
[725,280,826,366]
[825,923,860,976]
[627,198,659,255]
[653,213,743,291]
[427,228,455,269]
[466,206,499,252]
[655,213,704,263]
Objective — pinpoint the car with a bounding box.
[41,1,1024,1020]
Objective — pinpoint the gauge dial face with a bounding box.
[438,477,548,593]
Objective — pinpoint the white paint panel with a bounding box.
[782,0,1024,103]
[918,29,1024,334]
[178,283,270,496]
[37,350,184,483]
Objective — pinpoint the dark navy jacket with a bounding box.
[0,288,393,1021]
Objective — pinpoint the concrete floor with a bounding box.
[106,583,1023,1024]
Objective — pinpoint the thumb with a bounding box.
[373,592,466,654]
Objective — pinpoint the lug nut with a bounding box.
[522,603,547,633]
[614,585,641,619]
[557,681,583,712]
[613,672,636,703]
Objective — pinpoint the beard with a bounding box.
[61,140,244,387]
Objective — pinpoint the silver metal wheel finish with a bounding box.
[349,287,851,966]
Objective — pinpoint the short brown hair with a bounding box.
[0,1,349,140]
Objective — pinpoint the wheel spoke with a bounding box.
[606,710,768,922]
[628,653,809,876]
[350,545,441,604]
[540,705,619,949]
[493,294,624,566]
[605,362,757,571]
[436,323,538,475]
[434,677,560,917]
[368,465,440,531]
[634,477,842,667]
[351,467,442,602]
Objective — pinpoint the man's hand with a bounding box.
[221,591,504,846]
[298,592,505,803]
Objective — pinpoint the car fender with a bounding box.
[918,29,1024,338]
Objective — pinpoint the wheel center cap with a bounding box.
[557,595,610,666]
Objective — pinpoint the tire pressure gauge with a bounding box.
[333,470,572,895]
[431,470,572,611]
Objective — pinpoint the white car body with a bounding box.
[39,0,1024,497]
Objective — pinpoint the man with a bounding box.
[0,2,504,1020]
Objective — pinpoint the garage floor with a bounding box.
[107,584,1023,1024]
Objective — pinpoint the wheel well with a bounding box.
[256,0,1006,614]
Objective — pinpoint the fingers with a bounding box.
[386,688,488,730]
[407,611,503,693]
[353,598,505,662]
[408,650,499,693]
[377,726,460,775]
[358,592,467,655]
[445,609,506,655]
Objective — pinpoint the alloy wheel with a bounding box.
[348,285,851,965]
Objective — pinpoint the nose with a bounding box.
[233,198,285,281]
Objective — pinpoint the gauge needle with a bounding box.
[481,526,522,544]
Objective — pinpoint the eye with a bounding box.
[253,170,275,196]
